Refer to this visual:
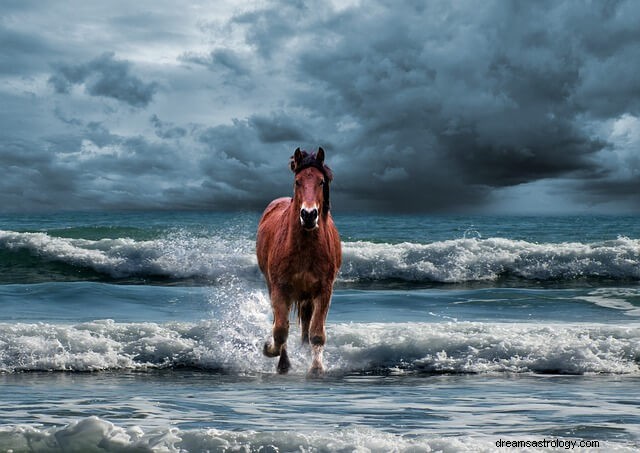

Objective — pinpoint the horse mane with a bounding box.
[289,150,334,182]
[290,148,333,215]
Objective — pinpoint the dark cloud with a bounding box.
[267,0,640,211]
[49,52,158,107]
[439,117,606,187]
[248,113,307,143]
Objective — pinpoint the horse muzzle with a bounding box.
[300,207,319,230]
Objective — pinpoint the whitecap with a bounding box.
[341,236,640,283]
[1,416,635,452]
[1,319,639,375]
[3,229,640,284]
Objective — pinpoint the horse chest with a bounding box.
[271,251,325,295]
[284,269,321,299]
[288,253,321,278]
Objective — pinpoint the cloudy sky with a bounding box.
[2,0,640,214]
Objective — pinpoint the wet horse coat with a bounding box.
[256,148,341,374]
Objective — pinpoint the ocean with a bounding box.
[0,211,639,452]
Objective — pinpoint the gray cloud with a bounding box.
[1,0,640,213]
[0,138,80,211]
[261,0,639,211]
[150,115,187,140]
[180,49,251,77]
[271,1,623,210]
[49,52,158,107]
[0,26,57,75]
[248,113,308,144]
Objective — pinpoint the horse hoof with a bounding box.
[307,366,325,378]
[263,342,280,358]
[277,352,291,374]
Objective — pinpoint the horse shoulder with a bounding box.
[257,197,292,275]
[260,198,291,222]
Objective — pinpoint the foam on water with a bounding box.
[1,270,638,375]
[1,315,638,374]
[341,236,640,283]
[330,322,640,375]
[2,229,640,284]
[576,288,640,317]
[0,416,635,453]
[0,279,273,373]
[0,229,259,282]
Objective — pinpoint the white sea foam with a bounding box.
[0,281,274,373]
[3,229,640,283]
[0,229,260,281]
[329,322,640,375]
[1,317,638,375]
[0,416,635,452]
[341,236,640,283]
[577,288,640,317]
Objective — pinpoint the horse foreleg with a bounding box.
[263,290,291,374]
[308,291,331,376]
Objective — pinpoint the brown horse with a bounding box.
[256,147,342,375]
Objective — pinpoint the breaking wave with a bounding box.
[341,236,640,283]
[1,317,639,375]
[0,229,260,283]
[4,417,633,453]
[2,229,640,284]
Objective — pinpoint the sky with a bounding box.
[1,0,640,214]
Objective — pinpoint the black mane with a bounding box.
[291,150,333,182]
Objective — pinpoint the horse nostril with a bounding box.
[311,208,318,219]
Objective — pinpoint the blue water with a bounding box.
[0,212,639,451]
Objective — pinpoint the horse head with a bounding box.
[290,147,333,231]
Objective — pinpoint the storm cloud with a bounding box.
[1,0,640,213]
[49,52,158,107]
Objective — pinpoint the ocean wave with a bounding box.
[4,417,632,453]
[1,317,638,375]
[2,229,640,284]
[341,236,640,283]
[0,229,260,282]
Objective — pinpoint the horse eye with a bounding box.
[295,181,301,187]
[319,180,325,186]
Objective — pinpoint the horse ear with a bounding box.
[291,147,302,172]
[316,147,325,164]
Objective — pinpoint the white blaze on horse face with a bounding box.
[302,202,318,210]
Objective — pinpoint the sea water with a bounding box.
[0,211,639,452]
